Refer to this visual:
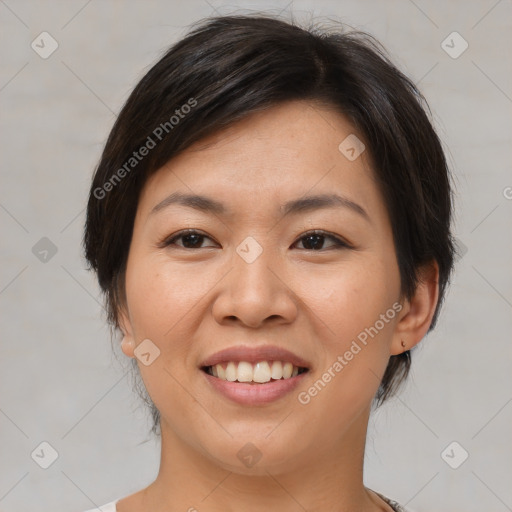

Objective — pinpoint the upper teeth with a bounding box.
[208,361,302,383]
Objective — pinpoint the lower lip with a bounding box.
[201,370,308,405]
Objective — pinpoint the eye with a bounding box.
[161,229,218,249]
[292,230,351,251]
[160,229,351,251]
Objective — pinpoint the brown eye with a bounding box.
[163,230,218,249]
[293,230,350,251]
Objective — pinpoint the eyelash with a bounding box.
[160,229,352,251]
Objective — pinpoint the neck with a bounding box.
[138,405,388,512]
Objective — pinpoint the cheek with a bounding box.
[124,254,228,376]
[123,256,211,417]
[297,257,400,346]
[125,256,204,336]
[293,258,400,411]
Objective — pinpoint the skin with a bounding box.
[116,100,439,512]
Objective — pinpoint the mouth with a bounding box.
[201,361,309,384]
[199,345,311,404]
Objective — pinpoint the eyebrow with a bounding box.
[150,191,370,221]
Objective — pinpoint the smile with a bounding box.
[201,362,309,405]
[202,360,309,383]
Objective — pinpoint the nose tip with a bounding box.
[212,247,298,328]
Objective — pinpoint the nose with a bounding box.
[211,243,298,329]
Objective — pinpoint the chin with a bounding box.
[201,434,307,476]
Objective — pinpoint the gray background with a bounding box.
[1,1,511,511]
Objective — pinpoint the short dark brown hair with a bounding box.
[84,14,455,434]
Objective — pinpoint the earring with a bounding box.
[401,339,406,351]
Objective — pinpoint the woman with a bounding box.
[83,13,455,512]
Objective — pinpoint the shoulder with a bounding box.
[81,500,118,512]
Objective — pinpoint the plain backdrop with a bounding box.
[1,1,511,511]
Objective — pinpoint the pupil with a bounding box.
[183,234,202,248]
[304,234,323,250]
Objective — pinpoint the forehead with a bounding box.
[137,100,382,219]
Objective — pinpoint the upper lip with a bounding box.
[200,345,311,369]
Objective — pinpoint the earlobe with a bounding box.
[120,334,135,358]
[391,261,440,355]
[118,309,136,358]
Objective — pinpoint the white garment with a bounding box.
[83,500,118,512]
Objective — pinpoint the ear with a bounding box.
[391,261,440,355]
[118,306,136,359]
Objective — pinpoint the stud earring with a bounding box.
[401,339,406,351]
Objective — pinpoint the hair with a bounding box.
[83,13,455,435]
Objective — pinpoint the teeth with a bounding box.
[282,362,293,379]
[216,364,226,380]
[270,361,282,379]
[253,361,271,383]
[237,361,253,382]
[208,361,304,383]
[225,362,237,382]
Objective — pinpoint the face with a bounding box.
[120,100,412,475]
